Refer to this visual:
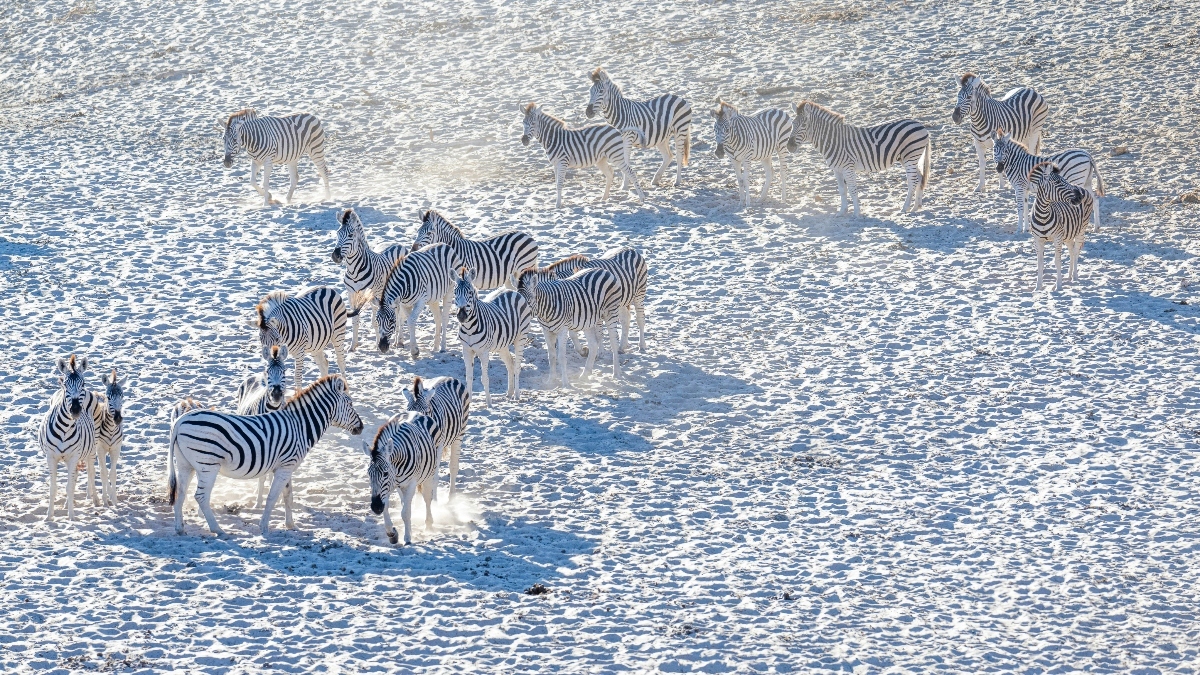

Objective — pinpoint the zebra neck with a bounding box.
[970,96,999,135]
[608,94,635,127]
[809,116,843,158]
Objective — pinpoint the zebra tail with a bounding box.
[920,137,932,190]
[167,428,178,506]
[681,125,691,167]
[1092,161,1106,198]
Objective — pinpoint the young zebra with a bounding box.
[1028,161,1096,292]
[89,369,127,508]
[235,345,290,509]
[951,73,1049,192]
[221,109,331,206]
[40,355,97,521]
[413,209,538,291]
[455,267,532,407]
[363,411,440,545]
[544,247,648,353]
[252,286,348,389]
[585,68,692,187]
[332,208,409,352]
[992,129,1105,233]
[169,375,363,536]
[520,102,646,209]
[517,267,622,388]
[712,100,793,206]
[375,242,463,359]
[403,376,470,501]
[790,101,932,217]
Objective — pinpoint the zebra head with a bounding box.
[519,103,540,146]
[516,268,546,308]
[327,375,364,435]
[364,414,419,515]
[454,267,479,323]
[991,128,1023,175]
[789,101,814,152]
[332,208,363,264]
[413,209,454,250]
[401,376,433,414]
[586,67,612,119]
[711,100,738,159]
[253,303,285,360]
[1029,161,1085,206]
[952,73,982,125]
[55,355,89,419]
[103,368,128,426]
[222,109,256,168]
[264,345,289,408]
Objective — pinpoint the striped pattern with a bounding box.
[544,247,648,353]
[1028,161,1096,292]
[520,103,645,208]
[952,73,1049,192]
[456,268,532,406]
[414,210,538,291]
[235,345,290,509]
[254,286,348,389]
[518,267,622,387]
[711,100,792,205]
[375,242,463,358]
[992,130,1104,233]
[332,208,409,351]
[40,355,97,521]
[586,68,692,187]
[365,411,440,545]
[88,368,127,508]
[403,376,470,500]
[222,109,331,205]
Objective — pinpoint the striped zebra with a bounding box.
[517,267,622,388]
[992,129,1104,233]
[712,100,793,206]
[520,102,646,209]
[413,209,538,291]
[88,368,127,508]
[375,242,463,358]
[221,109,331,206]
[455,267,531,407]
[363,411,440,545]
[169,397,207,426]
[1027,161,1096,292]
[403,376,470,501]
[40,355,97,521]
[332,208,409,351]
[585,68,692,187]
[235,345,290,509]
[951,73,1049,192]
[169,375,363,536]
[251,286,348,389]
[544,247,648,353]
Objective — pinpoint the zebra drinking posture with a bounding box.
[40,355,97,521]
[951,73,1049,192]
[235,345,290,508]
[252,287,348,389]
[89,369,127,508]
[413,209,538,291]
[363,411,440,545]
[375,243,463,358]
[712,100,793,206]
[520,102,645,209]
[332,208,409,351]
[517,267,622,388]
[544,247,648,353]
[1027,161,1096,292]
[169,375,363,536]
[992,129,1104,233]
[585,68,692,187]
[403,376,470,500]
[455,267,532,407]
[221,109,331,206]
[790,101,932,216]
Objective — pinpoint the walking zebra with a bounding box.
[517,267,622,388]
[712,100,792,206]
[332,208,409,352]
[544,247,648,353]
[89,368,127,508]
[251,286,348,389]
[169,375,363,536]
[403,376,470,500]
[413,209,538,291]
[363,411,440,545]
[790,101,931,216]
[992,129,1104,233]
[40,355,97,521]
[375,243,463,358]
[520,102,645,209]
[951,73,1049,192]
[1027,162,1096,292]
[585,68,692,187]
[455,267,531,407]
[235,345,290,509]
[221,109,331,206]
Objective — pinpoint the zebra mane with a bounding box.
[995,129,1030,153]
[532,106,566,129]
[338,208,362,229]
[1026,160,1059,182]
[542,254,588,274]
[799,100,844,124]
[288,374,346,407]
[590,67,609,83]
[959,72,976,86]
[226,108,257,128]
[713,99,737,118]
[423,209,461,234]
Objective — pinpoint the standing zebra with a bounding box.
[790,100,932,216]
[1027,162,1095,292]
[170,375,363,536]
[585,68,692,187]
[235,345,290,509]
[89,368,127,508]
[332,208,409,351]
[221,109,331,206]
[712,100,793,206]
[517,267,622,388]
[403,376,470,500]
[375,243,463,358]
[40,355,97,521]
[455,267,532,407]
[951,73,1049,192]
[252,286,348,389]
[544,247,648,353]
[520,102,646,209]
[413,209,538,291]
[363,411,440,545]
[992,129,1104,233]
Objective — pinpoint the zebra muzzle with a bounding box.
[457,307,468,322]
[951,110,963,125]
[995,162,1005,174]
[370,495,385,515]
[223,156,233,169]
[520,135,530,146]
[331,248,343,264]
[585,104,595,118]
[715,144,725,159]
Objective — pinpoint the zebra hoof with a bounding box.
[387,528,399,544]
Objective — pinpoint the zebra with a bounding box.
[585,67,692,187]
[375,242,463,359]
[251,286,348,389]
[40,355,97,521]
[235,345,290,509]
[790,100,932,217]
[454,267,531,407]
[712,99,793,206]
[520,102,646,209]
[363,411,440,545]
[517,267,622,388]
[1027,161,1096,292]
[169,374,363,536]
[951,73,1049,192]
[221,109,331,206]
[332,208,409,352]
[403,376,470,501]
[169,397,207,426]
[88,368,127,508]
[992,129,1105,233]
[544,247,648,354]
[413,209,538,291]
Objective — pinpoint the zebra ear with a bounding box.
[402,388,415,406]
[276,344,288,360]
[118,375,128,389]
[78,356,88,373]
[360,438,373,457]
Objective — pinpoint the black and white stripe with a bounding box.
[992,130,1104,233]
[221,109,331,206]
[88,368,127,508]
[712,100,793,205]
[414,209,538,291]
[374,242,463,359]
[253,286,348,389]
[952,73,1049,192]
[586,68,692,187]
[1027,161,1096,292]
[517,267,622,387]
[403,376,470,501]
[363,411,440,545]
[235,345,290,509]
[544,247,648,353]
[332,208,409,351]
[455,268,532,407]
[40,355,97,521]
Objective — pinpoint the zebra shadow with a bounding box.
[0,237,53,271]
[1088,289,1200,334]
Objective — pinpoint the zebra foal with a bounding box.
[585,68,692,187]
[403,376,470,501]
[375,243,463,359]
[40,355,97,521]
[332,208,409,351]
[518,267,622,388]
[413,209,538,291]
[712,100,792,206]
[992,129,1104,233]
[951,73,1048,192]
[364,411,440,545]
[1027,161,1096,292]
[221,109,331,206]
[455,267,531,407]
[88,368,127,508]
[251,286,348,389]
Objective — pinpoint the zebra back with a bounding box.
[518,267,621,333]
[404,376,469,454]
[713,100,791,162]
[522,104,629,169]
[415,210,538,291]
[237,113,327,165]
[545,247,647,310]
[257,286,347,356]
[588,68,692,148]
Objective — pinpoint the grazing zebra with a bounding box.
[1027,161,1095,292]
[332,208,409,351]
[375,242,463,358]
[790,101,932,216]
[520,102,645,209]
[544,247,648,354]
[169,375,363,536]
[252,286,348,389]
[413,209,538,291]
[517,267,622,388]
[221,109,331,206]
[992,129,1105,233]
[40,355,97,521]
[585,67,692,187]
[89,368,127,508]
[455,267,531,407]
[712,100,793,206]
[403,376,470,500]
[235,345,290,509]
[363,411,440,545]
[951,73,1049,192]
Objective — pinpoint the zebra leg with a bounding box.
[436,292,453,353]
[580,327,600,381]
[557,329,572,388]
[902,163,917,213]
[407,298,428,359]
[1069,241,1082,283]
[449,438,462,500]
[760,158,774,204]
[498,345,518,402]
[554,163,565,209]
[834,170,848,216]
[419,479,435,530]
[106,446,120,507]
[348,303,361,352]
[1034,239,1046,291]
[598,158,614,201]
[570,330,588,357]
[249,159,265,195]
[542,327,558,388]
[1014,188,1026,233]
[193,470,226,536]
[778,153,789,203]
[462,345,475,402]
[608,319,622,380]
[618,306,632,353]
[399,482,417,545]
[333,337,348,378]
[846,169,861,218]
[673,132,685,187]
[172,449,194,534]
[312,350,331,377]
[261,159,274,206]
[653,140,671,186]
[1053,241,1065,292]
[286,163,299,204]
[381,494,398,544]
[283,477,295,530]
[256,474,266,509]
[259,471,291,536]
[45,455,58,522]
[480,349,493,408]
[312,151,332,201]
[65,458,81,521]
[972,140,988,192]
[635,301,646,352]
